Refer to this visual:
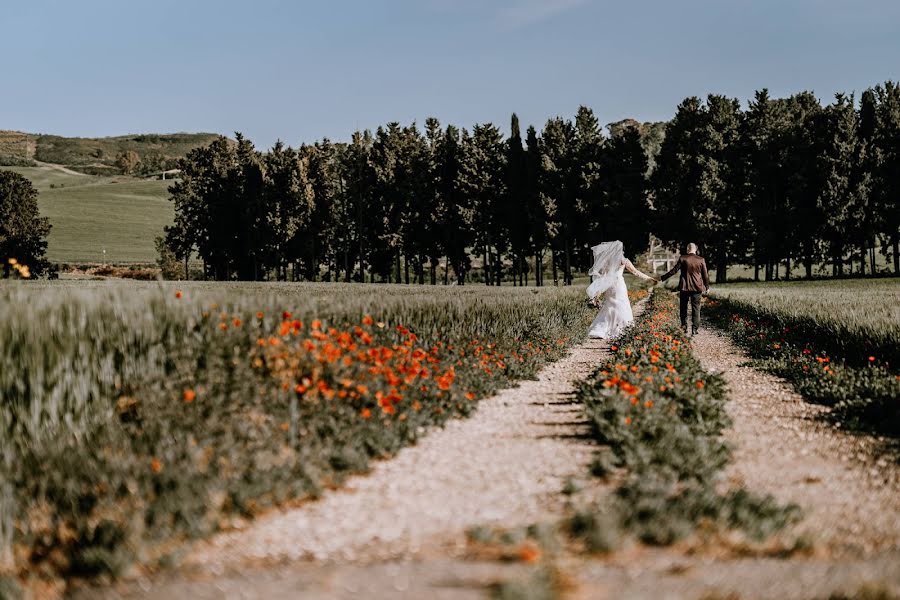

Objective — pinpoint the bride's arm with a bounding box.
[623,259,657,282]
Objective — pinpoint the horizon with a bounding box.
[3,0,899,148]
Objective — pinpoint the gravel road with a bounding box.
[182,336,613,572]
[691,329,900,556]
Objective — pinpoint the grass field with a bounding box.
[708,278,900,435]
[710,278,900,357]
[0,281,590,583]
[4,166,174,263]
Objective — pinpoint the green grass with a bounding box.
[710,278,900,360]
[707,278,900,436]
[3,166,174,264]
[0,281,590,584]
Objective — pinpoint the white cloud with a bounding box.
[423,0,589,31]
[496,0,589,30]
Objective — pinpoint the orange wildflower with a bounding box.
[363,315,374,326]
[624,416,632,425]
[150,458,163,473]
[518,543,541,563]
[695,381,705,389]
[183,389,196,403]
[256,311,264,319]
[232,318,242,328]
[175,291,183,299]
[311,319,322,330]
[361,408,372,419]
[466,391,476,401]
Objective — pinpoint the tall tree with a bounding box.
[604,124,650,259]
[540,117,577,285]
[460,123,507,285]
[872,81,900,274]
[505,114,530,285]
[0,171,51,278]
[524,126,552,285]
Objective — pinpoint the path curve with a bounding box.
[691,329,900,556]
[183,334,614,574]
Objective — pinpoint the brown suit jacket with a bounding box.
[661,254,710,293]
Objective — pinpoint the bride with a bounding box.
[586,241,657,339]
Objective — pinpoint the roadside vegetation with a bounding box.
[0,283,589,587]
[572,290,800,547]
[708,279,900,436]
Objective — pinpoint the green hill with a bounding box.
[4,165,174,264]
[0,130,220,264]
[0,130,219,175]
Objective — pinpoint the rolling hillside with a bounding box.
[1,130,221,264]
[0,130,219,174]
[4,165,174,264]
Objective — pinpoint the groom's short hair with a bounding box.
[686,243,698,254]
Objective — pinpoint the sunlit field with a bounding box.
[4,166,173,264]
[0,281,590,579]
[708,278,900,435]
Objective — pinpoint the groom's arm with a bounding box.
[700,258,710,291]
[659,257,681,282]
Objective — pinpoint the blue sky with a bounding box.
[2,0,898,148]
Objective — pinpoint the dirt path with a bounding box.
[33,160,89,177]
[690,329,900,556]
[569,328,900,600]
[79,331,618,599]
[71,318,900,600]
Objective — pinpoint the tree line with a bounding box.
[3,82,898,283]
[161,81,900,284]
[654,82,900,282]
[160,111,651,284]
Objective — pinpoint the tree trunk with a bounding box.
[785,255,791,280]
[444,255,450,285]
[893,233,900,275]
[715,241,727,284]
[563,238,571,286]
[551,250,558,286]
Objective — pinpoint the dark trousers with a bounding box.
[679,291,702,332]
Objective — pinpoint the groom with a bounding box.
[659,243,710,335]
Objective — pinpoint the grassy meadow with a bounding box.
[0,281,591,583]
[3,166,174,264]
[708,278,900,435]
[710,278,900,363]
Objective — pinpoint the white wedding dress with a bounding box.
[586,241,654,340]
